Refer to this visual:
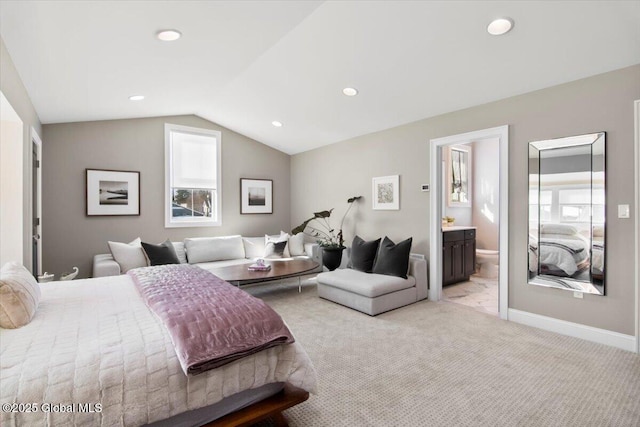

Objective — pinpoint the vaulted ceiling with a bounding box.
[1,1,639,154]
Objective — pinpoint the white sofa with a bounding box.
[93,235,322,277]
[316,250,428,316]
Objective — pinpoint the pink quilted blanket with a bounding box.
[128,264,294,375]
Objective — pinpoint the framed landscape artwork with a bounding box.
[86,169,140,216]
[240,178,273,214]
[372,175,400,210]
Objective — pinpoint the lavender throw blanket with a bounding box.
[128,264,294,375]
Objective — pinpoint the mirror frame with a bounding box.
[528,132,606,295]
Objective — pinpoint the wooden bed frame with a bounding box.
[204,384,309,427]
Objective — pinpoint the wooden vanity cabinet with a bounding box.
[442,229,476,286]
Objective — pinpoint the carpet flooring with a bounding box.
[247,280,640,427]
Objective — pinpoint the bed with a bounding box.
[529,224,590,278]
[0,265,317,426]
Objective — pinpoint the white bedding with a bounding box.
[0,275,317,426]
[536,233,589,276]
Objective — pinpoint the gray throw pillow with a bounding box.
[350,236,381,273]
[142,239,181,266]
[264,241,287,259]
[372,236,413,279]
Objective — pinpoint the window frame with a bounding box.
[164,123,222,228]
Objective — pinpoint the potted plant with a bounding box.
[292,196,362,270]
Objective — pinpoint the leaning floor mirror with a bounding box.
[528,132,605,295]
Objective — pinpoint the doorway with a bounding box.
[31,129,43,275]
[429,126,509,320]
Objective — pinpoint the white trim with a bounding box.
[30,127,43,276]
[429,125,509,319]
[634,99,640,354]
[509,308,637,352]
[164,123,222,228]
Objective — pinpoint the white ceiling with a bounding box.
[1,1,639,154]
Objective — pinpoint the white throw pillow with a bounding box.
[0,262,41,329]
[172,242,188,264]
[265,232,291,258]
[288,233,306,256]
[108,238,148,273]
[243,237,266,259]
[185,235,246,264]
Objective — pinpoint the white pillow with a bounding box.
[288,233,306,256]
[185,235,246,264]
[0,262,41,329]
[243,237,266,259]
[540,223,578,236]
[265,232,290,258]
[108,238,148,273]
[172,242,188,264]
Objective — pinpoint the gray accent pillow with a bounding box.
[372,236,413,279]
[142,239,180,266]
[264,241,287,259]
[349,236,381,273]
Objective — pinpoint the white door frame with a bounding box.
[429,125,509,320]
[30,127,43,276]
[634,99,640,353]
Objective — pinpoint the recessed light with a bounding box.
[156,29,182,41]
[487,18,514,36]
[272,121,283,127]
[342,87,358,97]
[128,95,145,101]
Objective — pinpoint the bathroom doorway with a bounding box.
[429,126,509,319]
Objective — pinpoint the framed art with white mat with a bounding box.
[241,178,273,214]
[372,175,400,210]
[86,169,140,216]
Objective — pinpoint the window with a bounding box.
[165,124,221,227]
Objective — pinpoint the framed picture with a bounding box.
[86,169,140,216]
[240,178,273,214]
[372,175,400,210]
[446,145,472,207]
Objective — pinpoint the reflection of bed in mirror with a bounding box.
[529,223,590,278]
[528,132,605,296]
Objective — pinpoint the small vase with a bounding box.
[321,246,345,271]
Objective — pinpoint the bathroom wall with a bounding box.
[472,138,500,250]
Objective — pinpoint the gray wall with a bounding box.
[472,138,500,251]
[42,115,291,278]
[0,36,42,272]
[291,64,640,335]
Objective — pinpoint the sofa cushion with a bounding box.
[185,235,245,264]
[108,238,148,273]
[349,236,381,273]
[196,259,253,271]
[372,236,413,279]
[264,241,287,258]
[141,239,180,266]
[243,237,266,259]
[0,262,41,329]
[317,269,415,298]
[288,233,306,256]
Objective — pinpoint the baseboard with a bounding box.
[508,308,637,353]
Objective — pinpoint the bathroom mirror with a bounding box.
[447,145,472,207]
[528,132,605,295]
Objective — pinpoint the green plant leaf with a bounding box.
[313,209,333,219]
[347,196,362,203]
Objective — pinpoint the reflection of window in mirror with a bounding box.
[447,145,472,207]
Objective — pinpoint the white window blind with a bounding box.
[171,132,217,189]
[165,123,222,228]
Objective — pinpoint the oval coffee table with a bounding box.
[209,259,320,292]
